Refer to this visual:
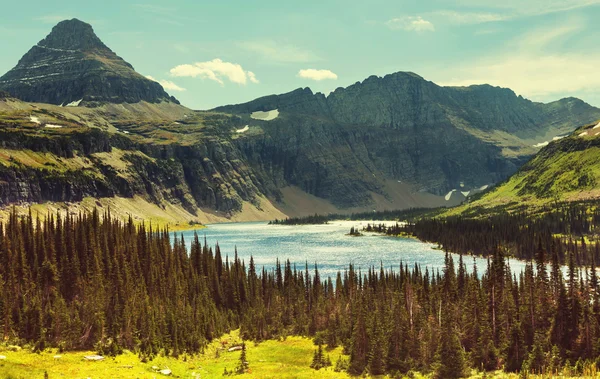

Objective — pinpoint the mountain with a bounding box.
[214,73,600,208]
[0,19,178,106]
[1,19,600,224]
[450,119,600,215]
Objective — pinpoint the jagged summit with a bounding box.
[0,19,178,106]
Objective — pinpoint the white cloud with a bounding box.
[298,69,338,81]
[237,40,321,63]
[385,16,435,32]
[169,59,259,86]
[247,71,259,84]
[145,75,186,92]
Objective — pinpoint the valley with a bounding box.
[2,13,600,379]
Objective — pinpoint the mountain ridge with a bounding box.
[214,72,600,207]
[1,19,599,223]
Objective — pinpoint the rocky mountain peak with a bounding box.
[38,19,108,52]
[0,19,178,106]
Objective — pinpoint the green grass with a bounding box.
[444,133,600,217]
[0,331,597,378]
[0,331,351,379]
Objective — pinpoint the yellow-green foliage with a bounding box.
[0,149,95,173]
[0,331,352,379]
[1,336,596,379]
[446,143,600,217]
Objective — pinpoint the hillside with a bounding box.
[448,119,600,216]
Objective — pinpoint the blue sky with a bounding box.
[1,0,600,109]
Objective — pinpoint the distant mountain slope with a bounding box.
[214,73,600,208]
[448,119,600,215]
[0,19,178,106]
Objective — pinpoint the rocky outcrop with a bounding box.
[0,19,177,106]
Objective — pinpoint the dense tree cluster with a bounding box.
[269,214,330,225]
[269,208,434,225]
[388,202,600,265]
[3,208,600,376]
[0,209,224,358]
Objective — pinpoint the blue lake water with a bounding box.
[174,221,532,279]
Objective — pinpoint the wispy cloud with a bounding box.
[170,59,259,86]
[437,0,600,24]
[456,0,600,15]
[145,76,186,92]
[435,21,598,100]
[237,40,321,63]
[385,16,435,32]
[297,69,338,81]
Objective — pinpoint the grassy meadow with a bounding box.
[1,330,598,378]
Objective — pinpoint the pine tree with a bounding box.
[236,342,249,374]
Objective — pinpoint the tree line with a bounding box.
[374,202,600,266]
[3,209,600,376]
[269,208,435,225]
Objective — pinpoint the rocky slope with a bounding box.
[0,19,177,106]
[215,73,600,208]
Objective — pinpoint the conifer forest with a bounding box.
[3,208,600,377]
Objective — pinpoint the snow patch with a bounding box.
[579,131,588,137]
[45,124,63,128]
[479,185,489,191]
[553,135,566,141]
[66,99,82,107]
[251,109,279,121]
[533,141,549,148]
[459,182,465,188]
[236,125,249,133]
[445,189,457,201]
[461,191,470,197]
[29,116,40,124]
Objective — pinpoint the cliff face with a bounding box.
[215,73,600,207]
[0,19,177,106]
[0,126,270,217]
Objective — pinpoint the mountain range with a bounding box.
[0,18,598,223]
